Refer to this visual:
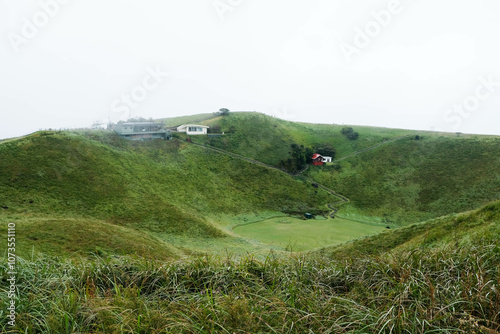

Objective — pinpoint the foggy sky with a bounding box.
[1,0,500,139]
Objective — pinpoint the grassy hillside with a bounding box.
[171,112,500,225]
[2,115,499,257]
[0,130,333,258]
[158,113,217,127]
[320,199,500,258]
[191,112,416,167]
[0,216,177,259]
[306,134,500,224]
[1,114,500,333]
[2,200,498,333]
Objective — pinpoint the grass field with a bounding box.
[233,217,386,251]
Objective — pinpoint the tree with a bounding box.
[280,144,313,173]
[219,108,230,116]
[341,127,359,140]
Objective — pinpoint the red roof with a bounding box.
[312,153,322,159]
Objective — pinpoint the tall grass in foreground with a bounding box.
[1,241,499,333]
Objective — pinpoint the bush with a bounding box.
[341,127,359,140]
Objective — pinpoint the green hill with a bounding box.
[158,113,218,127]
[2,113,499,257]
[306,134,500,224]
[178,112,500,225]
[0,216,178,259]
[0,130,332,258]
[191,112,415,167]
[1,114,500,333]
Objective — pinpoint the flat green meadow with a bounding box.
[233,216,386,251]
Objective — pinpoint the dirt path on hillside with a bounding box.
[184,135,410,218]
[184,140,349,218]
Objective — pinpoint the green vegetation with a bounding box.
[321,198,500,259]
[0,129,332,258]
[1,201,499,333]
[306,134,500,224]
[341,126,359,140]
[0,216,177,259]
[184,112,500,225]
[194,112,416,167]
[234,217,386,252]
[1,112,500,332]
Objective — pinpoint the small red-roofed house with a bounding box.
[311,153,324,166]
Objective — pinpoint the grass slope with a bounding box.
[0,130,332,257]
[307,134,500,224]
[175,112,500,224]
[192,112,416,166]
[1,115,500,332]
[158,113,218,127]
[1,201,498,333]
[320,199,500,258]
[0,216,177,259]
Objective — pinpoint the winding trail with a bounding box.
[183,134,411,218]
[183,140,349,217]
[182,135,412,219]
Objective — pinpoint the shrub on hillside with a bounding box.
[341,127,359,140]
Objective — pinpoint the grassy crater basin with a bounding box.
[233,217,386,251]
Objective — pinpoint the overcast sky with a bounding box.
[1,0,500,139]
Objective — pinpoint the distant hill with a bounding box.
[306,133,500,224]
[189,112,416,167]
[157,113,218,127]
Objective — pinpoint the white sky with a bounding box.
[1,0,500,139]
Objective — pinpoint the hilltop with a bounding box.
[190,112,416,167]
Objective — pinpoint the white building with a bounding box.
[176,124,209,135]
[322,156,332,163]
